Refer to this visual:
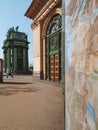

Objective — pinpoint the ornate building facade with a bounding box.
[2,27,29,74]
[25,0,62,81]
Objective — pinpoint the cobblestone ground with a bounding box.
[0,75,63,130]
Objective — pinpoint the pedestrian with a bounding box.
[7,68,13,78]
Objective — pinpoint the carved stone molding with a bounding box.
[25,0,61,29]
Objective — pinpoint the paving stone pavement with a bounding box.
[0,75,63,130]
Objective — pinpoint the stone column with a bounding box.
[23,48,26,70]
[14,47,17,71]
[12,46,14,68]
[4,50,7,72]
[7,48,11,70]
[0,59,3,82]
[26,48,28,70]
[40,22,43,79]
[46,38,50,80]
[42,36,46,80]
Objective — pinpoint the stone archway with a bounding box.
[42,13,62,81]
[42,8,62,37]
[41,8,62,81]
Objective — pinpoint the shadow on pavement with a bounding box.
[0,85,38,96]
[1,82,33,85]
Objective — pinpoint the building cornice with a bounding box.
[25,0,61,24]
[25,0,48,19]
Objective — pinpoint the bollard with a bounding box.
[0,59,3,83]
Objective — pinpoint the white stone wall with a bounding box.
[33,24,40,76]
[33,57,40,76]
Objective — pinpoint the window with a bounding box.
[16,34,21,39]
[47,14,61,35]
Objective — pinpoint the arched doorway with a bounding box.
[46,14,62,81]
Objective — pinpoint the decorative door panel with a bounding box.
[50,54,59,81]
[50,55,55,81]
[54,54,59,81]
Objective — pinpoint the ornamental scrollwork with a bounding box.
[47,14,61,35]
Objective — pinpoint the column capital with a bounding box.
[42,35,46,40]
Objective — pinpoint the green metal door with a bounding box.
[46,14,61,81]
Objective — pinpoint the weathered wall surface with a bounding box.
[66,0,98,130]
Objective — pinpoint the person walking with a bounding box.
[7,68,13,78]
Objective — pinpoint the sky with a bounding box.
[0,0,33,65]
